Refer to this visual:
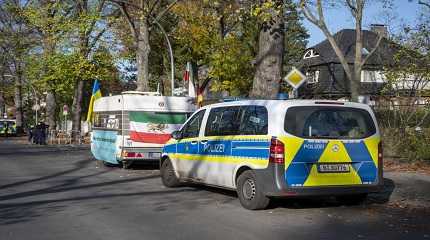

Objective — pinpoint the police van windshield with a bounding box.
[284,106,376,139]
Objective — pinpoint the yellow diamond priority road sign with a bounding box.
[284,67,307,89]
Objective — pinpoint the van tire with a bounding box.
[236,170,270,210]
[336,193,368,205]
[103,161,120,167]
[160,158,181,188]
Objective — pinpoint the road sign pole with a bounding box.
[293,89,298,99]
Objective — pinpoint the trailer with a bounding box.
[90,91,196,167]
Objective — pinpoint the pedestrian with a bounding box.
[28,125,34,143]
[34,123,41,144]
[39,122,47,145]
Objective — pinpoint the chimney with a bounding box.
[370,24,388,38]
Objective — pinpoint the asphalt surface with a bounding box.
[0,138,429,240]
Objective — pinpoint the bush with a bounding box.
[381,127,430,162]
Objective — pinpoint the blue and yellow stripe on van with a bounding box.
[164,136,271,168]
[280,136,380,187]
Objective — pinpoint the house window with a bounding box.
[361,70,385,83]
[306,70,320,83]
[303,49,320,59]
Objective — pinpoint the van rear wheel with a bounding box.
[237,170,270,210]
[160,158,181,187]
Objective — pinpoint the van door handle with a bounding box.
[200,140,208,144]
[190,141,198,145]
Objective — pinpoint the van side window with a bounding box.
[205,105,268,136]
[239,106,268,135]
[205,107,240,136]
[182,110,206,139]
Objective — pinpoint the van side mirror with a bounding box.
[171,130,183,140]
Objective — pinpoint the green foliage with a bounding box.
[251,0,282,22]
[173,0,255,95]
[382,127,430,162]
[173,0,308,96]
[382,7,430,94]
[25,47,117,96]
[208,36,254,95]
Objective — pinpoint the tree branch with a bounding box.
[360,34,384,69]
[300,1,320,26]
[85,0,106,37]
[152,0,179,24]
[109,0,144,11]
[346,0,357,18]
[300,0,353,80]
[115,2,138,41]
[147,0,161,16]
[418,0,430,9]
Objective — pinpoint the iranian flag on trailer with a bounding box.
[129,112,186,144]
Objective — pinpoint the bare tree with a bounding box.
[109,0,179,92]
[300,0,384,102]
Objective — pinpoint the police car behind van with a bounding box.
[160,100,383,210]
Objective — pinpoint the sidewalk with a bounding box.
[383,171,430,209]
[0,136,90,154]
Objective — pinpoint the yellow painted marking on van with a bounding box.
[304,165,362,186]
[172,135,270,144]
[364,136,380,167]
[318,140,352,163]
[278,136,304,168]
[202,135,271,141]
[171,153,269,168]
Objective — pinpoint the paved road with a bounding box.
[0,140,429,240]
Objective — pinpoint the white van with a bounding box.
[91,91,196,167]
[160,100,383,210]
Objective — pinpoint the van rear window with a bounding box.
[284,106,376,139]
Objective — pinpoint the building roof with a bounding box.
[301,29,397,67]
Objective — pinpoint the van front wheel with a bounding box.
[237,170,270,210]
[160,158,181,188]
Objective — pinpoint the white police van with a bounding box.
[160,100,383,210]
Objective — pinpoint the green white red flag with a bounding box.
[129,112,186,144]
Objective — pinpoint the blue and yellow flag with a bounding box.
[86,80,102,122]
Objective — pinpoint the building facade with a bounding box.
[299,25,398,104]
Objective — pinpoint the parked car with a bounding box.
[160,100,383,210]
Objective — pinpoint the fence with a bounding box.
[48,130,90,145]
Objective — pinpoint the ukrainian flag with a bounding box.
[86,80,102,122]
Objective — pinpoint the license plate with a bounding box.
[317,164,350,173]
[148,152,161,158]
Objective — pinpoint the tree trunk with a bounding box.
[42,31,57,130]
[136,18,150,92]
[71,0,88,143]
[71,79,84,143]
[352,4,364,103]
[351,70,360,102]
[45,91,56,130]
[14,77,23,133]
[0,92,4,118]
[250,10,284,99]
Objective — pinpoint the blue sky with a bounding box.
[303,0,426,47]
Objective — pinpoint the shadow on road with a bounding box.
[271,178,395,209]
[0,188,201,225]
[0,158,93,191]
[179,178,396,210]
